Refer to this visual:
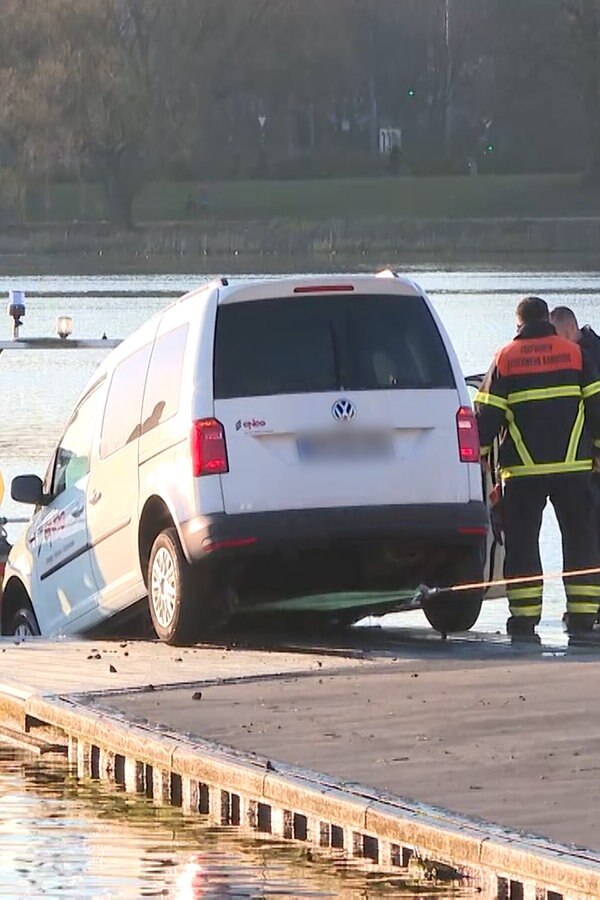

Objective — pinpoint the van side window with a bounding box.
[53,384,105,496]
[141,324,189,436]
[100,344,152,458]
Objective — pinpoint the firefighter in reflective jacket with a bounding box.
[475,296,600,638]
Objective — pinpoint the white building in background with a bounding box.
[378,127,402,154]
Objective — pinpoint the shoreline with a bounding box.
[2,217,600,261]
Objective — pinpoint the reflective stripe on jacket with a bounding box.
[475,321,600,479]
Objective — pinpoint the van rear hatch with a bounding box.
[213,290,471,514]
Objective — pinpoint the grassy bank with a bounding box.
[22,173,600,224]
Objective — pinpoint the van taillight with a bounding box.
[191,419,229,477]
[456,406,480,463]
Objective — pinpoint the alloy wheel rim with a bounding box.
[15,621,34,637]
[151,547,177,629]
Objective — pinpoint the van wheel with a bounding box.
[148,528,235,645]
[10,605,40,638]
[422,549,484,635]
[422,594,482,635]
[148,528,200,645]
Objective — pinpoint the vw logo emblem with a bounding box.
[332,398,356,422]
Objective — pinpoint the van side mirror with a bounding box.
[11,475,49,506]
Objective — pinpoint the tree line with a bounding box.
[0,0,599,228]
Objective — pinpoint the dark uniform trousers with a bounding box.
[504,473,600,629]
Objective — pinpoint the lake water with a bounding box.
[1,262,599,643]
[1,745,466,898]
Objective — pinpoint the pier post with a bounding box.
[76,740,93,778]
[124,758,145,794]
[182,777,199,814]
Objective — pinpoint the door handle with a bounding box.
[89,490,102,506]
[72,505,85,519]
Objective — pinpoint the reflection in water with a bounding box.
[0,746,469,898]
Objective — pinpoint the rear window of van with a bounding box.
[214,294,455,399]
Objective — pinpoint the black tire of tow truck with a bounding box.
[422,549,484,635]
[10,606,41,637]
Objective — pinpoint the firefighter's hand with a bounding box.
[594,452,600,475]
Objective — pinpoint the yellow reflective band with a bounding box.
[508,604,542,618]
[474,391,508,411]
[594,438,600,449]
[507,587,543,601]
[505,410,534,466]
[566,401,585,463]
[564,585,600,597]
[582,381,600,399]
[567,601,600,614]
[480,445,492,456]
[502,460,592,478]
[507,386,582,404]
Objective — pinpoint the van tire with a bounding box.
[422,594,482,635]
[148,528,202,645]
[10,605,40,638]
[422,548,484,635]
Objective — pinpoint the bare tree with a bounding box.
[0,0,162,227]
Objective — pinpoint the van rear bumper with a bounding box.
[180,502,488,563]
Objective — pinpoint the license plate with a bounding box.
[297,432,393,462]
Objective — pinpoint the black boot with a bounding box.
[506,616,540,644]
[565,612,596,636]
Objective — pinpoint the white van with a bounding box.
[2,273,488,644]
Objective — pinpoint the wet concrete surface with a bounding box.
[0,634,371,695]
[86,624,600,853]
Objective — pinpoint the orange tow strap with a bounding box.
[431,564,600,598]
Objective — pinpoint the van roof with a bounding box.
[179,271,423,307]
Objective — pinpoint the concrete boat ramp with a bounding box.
[1,627,600,898]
